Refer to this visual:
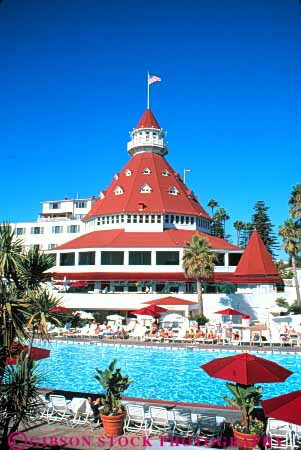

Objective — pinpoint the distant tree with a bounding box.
[211,207,230,239]
[289,184,301,222]
[207,199,218,217]
[182,235,216,316]
[239,222,254,249]
[251,201,279,258]
[279,219,301,305]
[233,220,245,246]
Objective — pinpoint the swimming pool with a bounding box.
[37,341,301,405]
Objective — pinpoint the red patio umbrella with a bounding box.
[215,308,244,316]
[49,306,71,313]
[132,304,168,317]
[241,313,250,319]
[261,390,301,425]
[70,281,88,287]
[144,296,197,306]
[6,344,50,365]
[201,353,292,385]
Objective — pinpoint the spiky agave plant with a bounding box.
[94,359,133,416]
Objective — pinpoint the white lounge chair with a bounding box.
[70,398,99,430]
[149,406,172,435]
[123,403,150,434]
[48,395,74,423]
[265,418,292,450]
[172,408,198,437]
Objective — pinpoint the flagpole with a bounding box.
[183,169,186,184]
[147,71,150,109]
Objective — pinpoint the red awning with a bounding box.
[132,305,168,318]
[214,308,244,316]
[6,345,50,365]
[144,296,197,306]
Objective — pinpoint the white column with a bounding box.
[224,252,229,268]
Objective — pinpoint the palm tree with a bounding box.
[217,207,230,235]
[0,354,42,450]
[207,199,218,217]
[20,247,55,290]
[289,184,301,221]
[24,289,64,357]
[234,220,245,246]
[279,219,301,305]
[0,223,25,288]
[182,235,216,316]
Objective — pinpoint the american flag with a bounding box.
[148,75,161,85]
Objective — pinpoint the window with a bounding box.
[157,215,161,223]
[52,226,63,234]
[121,215,124,223]
[125,169,132,176]
[127,215,131,223]
[101,251,124,265]
[165,215,169,223]
[79,251,95,265]
[170,215,174,224]
[139,215,143,223]
[111,216,114,223]
[215,253,225,266]
[102,217,105,225]
[185,216,189,224]
[151,215,155,223]
[67,225,80,233]
[60,253,75,266]
[229,253,242,266]
[156,251,180,265]
[168,186,179,196]
[48,244,56,249]
[129,251,151,265]
[133,215,137,223]
[140,183,152,193]
[143,167,151,175]
[145,215,149,223]
[114,186,124,196]
[175,216,179,224]
[106,216,110,224]
[116,215,119,223]
[75,201,86,208]
[190,217,194,225]
[16,227,25,236]
[162,169,170,176]
[49,202,60,210]
[31,227,44,235]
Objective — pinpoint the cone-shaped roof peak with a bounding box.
[235,230,279,276]
[135,108,161,129]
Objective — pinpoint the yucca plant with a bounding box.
[94,359,133,416]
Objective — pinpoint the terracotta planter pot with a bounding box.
[101,413,125,437]
[233,429,260,450]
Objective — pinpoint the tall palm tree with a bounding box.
[233,220,245,246]
[182,235,216,316]
[279,219,301,305]
[207,199,218,217]
[289,184,301,221]
[217,207,230,235]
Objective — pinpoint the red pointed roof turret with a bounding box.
[235,230,279,276]
[135,108,161,129]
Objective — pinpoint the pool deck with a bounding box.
[49,335,301,353]
[18,420,239,450]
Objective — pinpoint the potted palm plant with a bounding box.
[94,359,133,437]
[224,383,265,450]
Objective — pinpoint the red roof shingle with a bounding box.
[135,108,161,129]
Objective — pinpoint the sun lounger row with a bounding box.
[123,403,225,438]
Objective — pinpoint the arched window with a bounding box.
[162,169,170,176]
[125,169,132,176]
[143,167,151,175]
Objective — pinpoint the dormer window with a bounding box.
[143,168,151,175]
[114,186,124,196]
[100,191,105,199]
[162,169,170,176]
[114,173,119,180]
[125,169,132,176]
[168,186,179,196]
[140,183,152,194]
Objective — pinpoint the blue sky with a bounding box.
[0,0,300,253]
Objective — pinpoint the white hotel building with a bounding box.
[11,108,285,322]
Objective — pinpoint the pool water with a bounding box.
[36,341,301,405]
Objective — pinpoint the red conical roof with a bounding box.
[235,230,279,276]
[84,152,211,219]
[135,108,161,129]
